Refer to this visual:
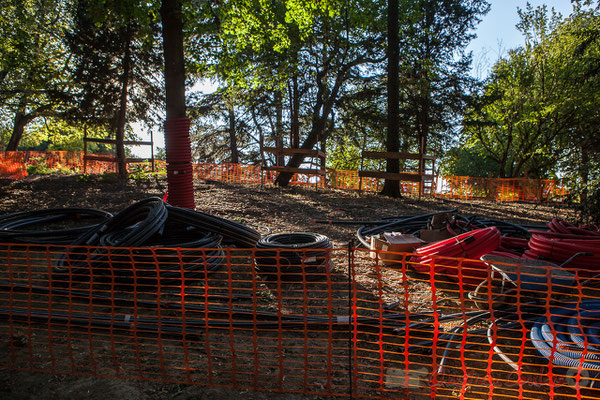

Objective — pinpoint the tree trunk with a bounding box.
[580,144,589,202]
[417,95,430,181]
[380,0,401,197]
[6,111,33,151]
[290,74,300,148]
[161,0,186,120]
[115,24,132,177]
[161,0,194,208]
[273,115,325,186]
[273,65,348,187]
[274,91,285,166]
[228,103,239,163]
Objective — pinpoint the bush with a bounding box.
[26,160,77,175]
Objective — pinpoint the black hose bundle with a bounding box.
[166,205,260,248]
[355,209,532,249]
[52,198,219,283]
[254,233,333,281]
[0,208,113,244]
[46,197,260,285]
[356,209,458,247]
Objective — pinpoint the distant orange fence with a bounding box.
[1,243,598,398]
[0,151,164,178]
[437,175,568,202]
[1,151,568,202]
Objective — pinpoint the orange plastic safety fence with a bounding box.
[437,175,569,202]
[1,152,569,202]
[0,151,164,178]
[1,243,599,399]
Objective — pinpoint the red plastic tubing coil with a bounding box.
[524,234,600,274]
[411,227,501,286]
[164,117,195,209]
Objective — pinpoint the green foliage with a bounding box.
[326,76,386,170]
[461,4,600,184]
[65,0,164,128]
[25,156,78,175]
[17,117,114,153]
[327,135,364,171]
[187,0,390,172]
[9,0,592,192]
[154,147,166,161]
[576,185,600,226]
[395,0,491,153]
[0,0,73,149]
[127,161,165,181]
[440,143,498,177]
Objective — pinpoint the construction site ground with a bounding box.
[0,174,577,399]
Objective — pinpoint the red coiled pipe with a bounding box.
[411,227,501,286]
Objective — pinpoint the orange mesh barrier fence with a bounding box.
[1,243,599,398]
[327,169,420,195]
[437,176,569,202]
[195,163,325,187]
[2,152,569,202]
[0,151,164,178]
[196,163,263,184]
[0,151,115,176]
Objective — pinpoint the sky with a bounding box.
[132,0,578,158]
[467,0,575,78]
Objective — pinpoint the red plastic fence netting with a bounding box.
[1,151,569,202]
[1,243,599,399]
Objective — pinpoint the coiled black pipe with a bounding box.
[166,205,260,248]
[49,197,260,284]
[0,208,113,244]
[355,210,531,248]
[356,209,458,247]
[255,233,333,281]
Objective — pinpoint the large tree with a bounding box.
[462,2,600,187]
[380,0,401,197]
[395,0,490,158]
[0,0,72,151]
[210,0,386,187]
[66,0,163,176]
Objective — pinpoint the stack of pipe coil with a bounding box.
[0,208,113,245]
[411,227,502,285]
[254,232,333,281]
[0,198,260,285]
[525,218,600,275]
[355,211,598,284]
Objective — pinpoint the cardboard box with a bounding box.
[430,213,453,229]
[370,233,424,265]
[419,229,454,243]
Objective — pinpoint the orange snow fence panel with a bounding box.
[436,175,568,202]
[1,152,569,203]
[1,243,599,399]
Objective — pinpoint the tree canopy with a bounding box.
[1,0,598,201]
[459,1,600,194]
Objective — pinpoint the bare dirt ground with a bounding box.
[0,174,576,247]
[0,174,578,399]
